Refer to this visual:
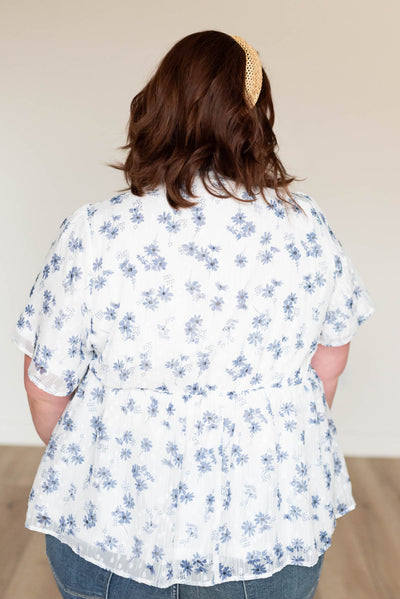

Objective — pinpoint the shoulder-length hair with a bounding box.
[111,30,297,210]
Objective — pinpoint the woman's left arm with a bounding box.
[24,354,75,445]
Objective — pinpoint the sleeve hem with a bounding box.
[12,331,74,396]
[11,332,34,358]
[26,370,74,397]
[319,304,375,347]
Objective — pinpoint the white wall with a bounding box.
[2,0,398,454]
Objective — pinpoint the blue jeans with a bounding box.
[45,534,324,599]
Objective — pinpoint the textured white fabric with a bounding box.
[12,175,374,587]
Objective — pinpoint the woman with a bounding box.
[12,30,374,599]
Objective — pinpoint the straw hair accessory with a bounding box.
[230,35,263,108]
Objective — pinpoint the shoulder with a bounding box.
[290,192,337,238]
[62,191,144,239]
[290,192,324,220]
[290,193,350,268]
[89,190,151,224]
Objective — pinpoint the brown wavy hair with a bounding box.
[111,30,298,210]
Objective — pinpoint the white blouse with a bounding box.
[12,176,374,587]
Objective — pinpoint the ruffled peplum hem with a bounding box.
[25,370,356,587]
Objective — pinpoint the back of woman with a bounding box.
[13,30,374,599]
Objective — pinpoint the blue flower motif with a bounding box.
[15,186,373,587]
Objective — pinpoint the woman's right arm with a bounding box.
[310,343,350,408]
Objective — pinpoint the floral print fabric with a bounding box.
[12,176,374,587]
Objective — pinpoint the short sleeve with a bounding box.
[319,228,375,347]
[12,204,93,396]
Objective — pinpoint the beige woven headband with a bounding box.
[230,35,263,108]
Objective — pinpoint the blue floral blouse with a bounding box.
[12,175,374,587]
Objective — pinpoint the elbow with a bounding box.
[311,342,350,382]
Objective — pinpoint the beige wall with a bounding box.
[2,0,398,454]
